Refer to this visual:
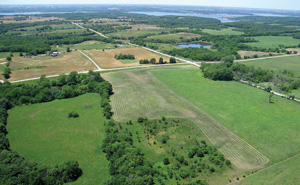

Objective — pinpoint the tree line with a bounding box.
[114,53,135,60]
[139,57,176,64]
[0,32,120,55]
[200,58,300,95]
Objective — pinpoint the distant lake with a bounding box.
[129,11,240,23]
[177,43,210,49]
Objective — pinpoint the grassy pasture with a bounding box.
[246,36,300,48]
[146,32,200,40]
[237,154,300,185]
[4,23,84,36]
[202,28,244,35]
[151,69,300,164]
[0,52,10,59]
[237,50,275,58]
[85,47,170,68]
[52,41,115,51]
[7,51,95,81]
[102,66,269,171]
[7,93,110,184]
[240,55,300,77]
[0,16,63,23]
[108,25,171,38]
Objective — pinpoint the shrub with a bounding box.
[163,158,170,165]
[68,111,79,118]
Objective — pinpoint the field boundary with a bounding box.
[231,152,300,184]
[78,50,102,70]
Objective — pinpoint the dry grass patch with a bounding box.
[7,51,95,81]
[147,32,200,40]
[286,48,300,53]
[85,47,170,68]
[238,51,277,58]
[0,16,63,23]
[129,24,165,30]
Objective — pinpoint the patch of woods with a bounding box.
[139,57,176,64]
[114,53,135,60]
[86,24,132,34]
[231,16,300,38]
[0,71,114,184]
[0,21,122,55]
[0,33,120,56]
[102,117,231,185]
[200,58,300,96]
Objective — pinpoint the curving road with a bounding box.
[78,50,102,70]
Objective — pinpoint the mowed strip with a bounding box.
[6,51,96,81]
[84,47,170,68]
[102,66,269,170]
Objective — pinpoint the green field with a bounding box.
[7,93,110,185]
[237,154,300,185]
[201,28,244,35]
[108,29,171,38]
[51,41,116,51]
[246,36,300,48]
[102,66,269,171]
[0,52,10,59]
[6,24,85,36]
[151,69,300,164]
[146,32,201,40]
[241,55,300,77]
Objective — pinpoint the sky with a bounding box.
[0,0,300,11]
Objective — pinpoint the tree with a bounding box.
[269,93,273,103]
[150,58,156,64]
[2,68,11,79]
[265,86,272,92]
[6,56,12,61]
[222,55,234,67]
[163,158,170,165]
[225,159,231,166]
[159,57,164,64]
[169,57,176,63]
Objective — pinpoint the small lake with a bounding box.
[177,43,210,49]
[129,11,239,23]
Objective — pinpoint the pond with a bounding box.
[177,43,210,49]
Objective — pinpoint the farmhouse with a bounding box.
[51,51,59,57]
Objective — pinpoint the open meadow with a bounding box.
[246,36,300,48]
[7,93,110,185]
[146,32,201,41]
[240,55,300,77]
[151,68,300,165]
[237,50,276,58]
[52,40,116,52]
[237,154,300,184]
[108,25,171,38]
[4,51,95,81]
[102,66,269,174]
[0,16,63,23]
[201,28,244,35]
